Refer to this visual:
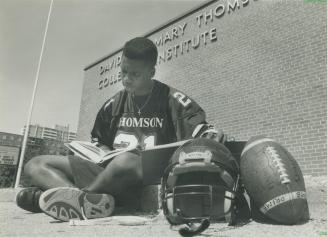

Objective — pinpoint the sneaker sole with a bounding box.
[39,187,115,222]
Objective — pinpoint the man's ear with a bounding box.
[150,67,156,78]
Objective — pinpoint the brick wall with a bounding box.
[78,0,327,176]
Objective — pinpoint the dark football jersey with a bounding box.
[91,80,207,149]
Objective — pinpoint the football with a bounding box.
[240,136,309,224]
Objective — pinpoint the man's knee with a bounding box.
[24,155,48,178]
[24,155,71,179]
[109,152,142,180]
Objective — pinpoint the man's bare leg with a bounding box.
[85,152,142,196]
[24,155,75,190]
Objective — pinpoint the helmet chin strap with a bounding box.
[176,209,210,236]
[178,219,210,237]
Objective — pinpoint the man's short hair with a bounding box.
[122,37,158,67]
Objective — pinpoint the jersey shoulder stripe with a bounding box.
[101,90,127,115]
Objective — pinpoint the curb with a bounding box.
[0,188,19,202]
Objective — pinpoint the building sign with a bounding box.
[0,145,20,165]
[97,0,258,90]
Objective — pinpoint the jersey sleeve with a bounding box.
[90,98,114,146]
[168,88,207,140]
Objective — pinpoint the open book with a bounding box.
[65,140,190,164]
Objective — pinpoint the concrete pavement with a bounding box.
[1,176,326,237]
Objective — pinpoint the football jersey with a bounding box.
[91,80,207,149]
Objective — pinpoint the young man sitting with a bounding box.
[16,37,221,221]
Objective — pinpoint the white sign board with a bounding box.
[0,145,20,165]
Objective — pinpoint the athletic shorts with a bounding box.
[68,155,142,207]
[68,155,105,189]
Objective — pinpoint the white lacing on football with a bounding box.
[265,146,290,184]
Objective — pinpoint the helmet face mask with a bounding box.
[161,138,240,226]
[164,182,235,224]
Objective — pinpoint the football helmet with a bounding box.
[160,138,240,234]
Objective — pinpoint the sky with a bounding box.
[0,0,203,134]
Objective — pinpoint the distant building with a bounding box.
[22,124,77,142]
[0,132,22,148]
[0,131,70,187]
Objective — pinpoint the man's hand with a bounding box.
[192,124,227,143]
[202,129,227,143]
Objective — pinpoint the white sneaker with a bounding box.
[39,187,115,222]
